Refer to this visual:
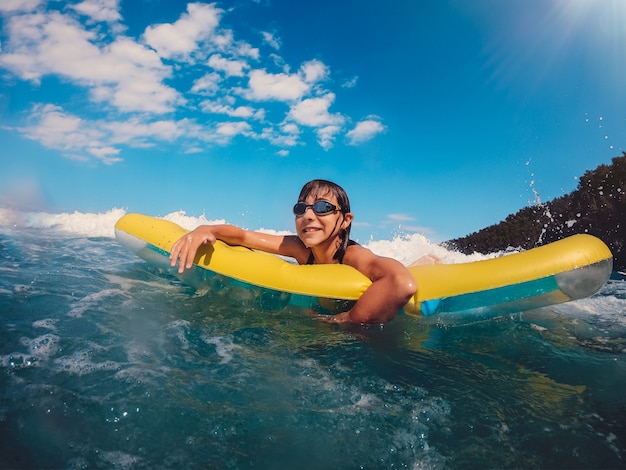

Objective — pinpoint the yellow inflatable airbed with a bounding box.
[115,213,613,320]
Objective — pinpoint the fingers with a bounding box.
[408,253,443,267]
[169,232,197,273]
[182,235,196,272]
[169,227,216,274]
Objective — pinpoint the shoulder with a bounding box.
[343,243,408,282]
[277,234,311,264]
[342,243,378,271]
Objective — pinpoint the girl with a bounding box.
[170,179,418,324]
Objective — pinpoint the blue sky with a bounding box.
[0,0,624,242]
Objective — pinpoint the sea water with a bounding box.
[0,208,625,469]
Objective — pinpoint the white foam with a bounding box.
[67,288,127,318]
[165,320,192,349]
[364,232,491,265]
[0,353,37,369]
[99,450,142,468]
[0,207,126,238]
[54,349,121,376]
[162,210,225,231]
[201,335,240,364]
[33,319,59,331]
[0,207,480,264]
[553,281,626,327]
[0,333,62,370]
[103,273,180,295]
[21,333,61,359]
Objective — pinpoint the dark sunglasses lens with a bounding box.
[293,200,338,216]
[313,201,335,215]
[293,202,306,215]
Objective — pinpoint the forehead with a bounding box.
[303,188,336,202]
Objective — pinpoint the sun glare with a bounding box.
[483,0,626,94]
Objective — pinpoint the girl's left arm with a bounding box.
[332,247,417,324]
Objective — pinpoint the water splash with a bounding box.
[526,159,556,245]
[0,207,484,265]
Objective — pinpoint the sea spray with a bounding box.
[0,207,126,237]
[0,207,484,265]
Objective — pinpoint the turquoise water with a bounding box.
[1,214,626,468]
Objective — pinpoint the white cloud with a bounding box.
[381,214,434,235]
[143,3,222,59]
[287,93,343,127]
[282,123,299,134]
[386,213,416,222]
[0,12,98,82]
[286,93,345,149]
[90,65,182,114]
[71,0,122,23]
[342,76,358,88]
[244,69,310,102]
[235,42,260,60]
[208,54,248,77]
[19,104,105,152]
[0,0,42,13]
[299,59,329,83]
[104,118,186,144]
[14,104,190,162]
[268,53,288,71]
[216,121,251,136]
[0,2,385,161]
[0,12,179,113]
[190,72,222,95]
[259,123,300,147]
[316,125,342,151]
[346,118,386,145]
[212,121,254,144]
[88,146,122,163]
[262,31,281,50]
[199,100,263,119]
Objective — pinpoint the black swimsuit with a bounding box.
[305,240,358,265]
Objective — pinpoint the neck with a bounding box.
[309,237,342,264]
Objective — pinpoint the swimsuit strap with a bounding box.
[336,239,358,264]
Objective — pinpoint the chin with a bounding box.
[301,236,322,247]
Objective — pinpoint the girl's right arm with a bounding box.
[169,224,307,273]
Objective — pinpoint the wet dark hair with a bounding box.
[297,179,353,262]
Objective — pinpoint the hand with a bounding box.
[169,226,217,274]
[408,253,442,267]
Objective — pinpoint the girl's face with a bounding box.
[295,191,353,248]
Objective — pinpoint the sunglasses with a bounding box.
[293,200,342,216]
